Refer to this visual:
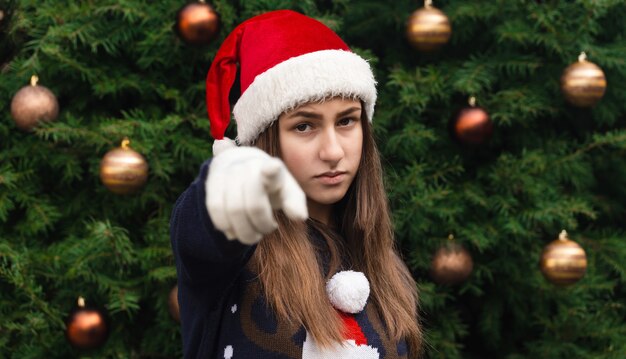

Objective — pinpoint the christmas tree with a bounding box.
[1,0,625,357]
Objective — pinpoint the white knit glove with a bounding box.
[205,139,308,245]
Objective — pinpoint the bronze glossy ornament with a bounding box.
[540,230,587,286]
[449,97,493,145]
[169,284,180,322]
[431,236,474,285]
[406,0,451,52]
[561,52,606,107]
[174,1,220,45]
[99,138,149,195]
[10,75,59,131]
[65,297,109,350]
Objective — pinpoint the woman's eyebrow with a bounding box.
[336,107,362,118]
[286,110,323,120]
[285,106,362,120]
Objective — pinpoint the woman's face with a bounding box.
[278,98,363,223]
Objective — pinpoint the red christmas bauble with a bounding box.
[449,104,493,145]
[174,2,220,45]
[65,298,109,350]
[169,284,180,322]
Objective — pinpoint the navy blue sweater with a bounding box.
[170,160,409,358]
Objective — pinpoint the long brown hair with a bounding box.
[251,101,423,356]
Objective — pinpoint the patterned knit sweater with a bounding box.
[170,160,409,358]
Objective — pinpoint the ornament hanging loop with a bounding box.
[578,52,587,62]
[121,137,130,149]
[448,233,454,241]
[559,229,568,241]
[30,75,39,86]
[77,296,85,307]
[469,96,476,107]
[425,0,433,8]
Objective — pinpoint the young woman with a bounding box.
[170,10,423,359]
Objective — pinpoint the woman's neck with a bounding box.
[307,199,334,227]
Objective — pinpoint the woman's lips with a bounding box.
[315,173,346,185]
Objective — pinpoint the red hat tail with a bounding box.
[206,26,244,140]
[340,311,368,346]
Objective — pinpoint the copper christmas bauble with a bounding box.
[10,76,59,131]
[99,138,149,195]
[449,100,493,145]
[174,1,220,45]
[169,284,180,322]
[406,3,451,52]
[540,230,587,286]
[431,241,473,285]
[65,297,109,350]
[561,52,606,107]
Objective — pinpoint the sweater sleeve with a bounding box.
[170,159,257,358]
[170,157,256,290]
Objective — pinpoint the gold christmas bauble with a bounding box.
[406,2,451,52]
[168,284,180,322]
[174,1,220,45]
[65,297,109,350]
[430,239,473,285]
[99,138,149,195]
[561,52,606,107]
[540,230,587,286]
[10,76,59,131]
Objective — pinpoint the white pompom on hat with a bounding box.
[205,10,377,146]
[326,270,370,314]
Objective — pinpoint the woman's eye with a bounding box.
[295,123,311,132]
[338,117,356,126]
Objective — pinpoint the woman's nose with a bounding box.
[319,128,344,163]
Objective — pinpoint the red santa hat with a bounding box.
[301,270,379,358]
[206,10,377,146]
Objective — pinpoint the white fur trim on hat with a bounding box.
[232,50,377,145]
[326,270,370,314]
[303,333,380,359]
